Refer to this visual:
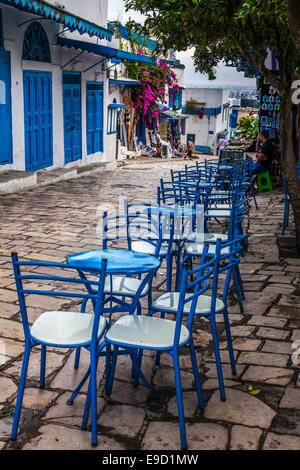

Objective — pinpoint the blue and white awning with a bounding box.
[0,0,113,41]
[57,37,156,65]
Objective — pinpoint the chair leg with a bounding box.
[74,298,88,368]
[166,254,173,292]
[105,346,119,396]
[222,307,237,375]
[210,315,226,401]
[232,265,244,313]
[129,349,159,398]
[11,345,31,440]
[89,349,98,446]
[172,352,187,449]
[40,344,46,388]
[189,337,204,409]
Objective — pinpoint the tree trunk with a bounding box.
[288,0,300,52]
[280,89,300,253]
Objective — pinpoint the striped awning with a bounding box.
[57,37,156,65]
[0,0,113,41]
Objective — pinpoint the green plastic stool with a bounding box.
[257,172,273,193]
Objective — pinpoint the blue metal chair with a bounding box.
[101,244,220,449]
[73,211,164,369]
[151,236,245,402]
[10,252,108,446]
[124,201,175,292]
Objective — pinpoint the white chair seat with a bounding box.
[187,233,228,243]
[185,242,230,256]
[104,276,149,297]
[205,209,231,218]
[152,292,225,315]
[30,311,107,346]
[209,204,231,209]
[105,315,190,349]
[132,240,168,257]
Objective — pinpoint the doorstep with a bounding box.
[0,161,118,195]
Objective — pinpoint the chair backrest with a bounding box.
[11,253,107,347]
[175,242,221,345]
[102,211,163,258]
[124,201,176,260]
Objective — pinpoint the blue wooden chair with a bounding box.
[100,244,220,450]
[151,236,245,402]
[10,253,108,446]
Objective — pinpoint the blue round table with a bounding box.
[67,249,161,275]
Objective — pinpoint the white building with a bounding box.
[182,88,241,155]
[0,1,186,177]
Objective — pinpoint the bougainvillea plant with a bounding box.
[120,24,181,139]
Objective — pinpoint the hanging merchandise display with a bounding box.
[259,77,280,139]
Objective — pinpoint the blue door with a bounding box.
[86,83,103,155]
[0,51,12,165]
[63,73,82,163]
[23,71,53,171]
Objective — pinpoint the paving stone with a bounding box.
[263,432,300,450]
[271,409,300,437]
[262,284,296,295]
[202,378,240,390]
[7,349,65,384]
[99,404,145,439]
[50,348,104,393]
[247,316,287,328]
[104,379,150,405]
[255,327,290,340]
[204,389,276,428]
[230,425,262,450]
[269,276,295,284]
[0,416,13,440]
[242,366,294,386]
[141,421,228,451]
[278,295,300,308]
[153,368,195,390]
[0,376,17,403]
[238,351,289,368]
[267,305,300,320]
[240,303,269,316]
[42,392,106,427]
[220,337,262,351]
[279,387,300,409]
[0,302,20,319]
[167,391,200,418]
[262,340,293,355]
[229,326,256,337]
[22,423,126,450]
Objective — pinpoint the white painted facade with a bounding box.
[0,0,124,173]
[182,88,240,154]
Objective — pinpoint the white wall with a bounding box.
[48,0,108,28]
[0,3,120,172]
[183,88,231,153]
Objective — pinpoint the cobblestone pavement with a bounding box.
[0,158,299,451]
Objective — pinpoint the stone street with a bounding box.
[0,158,299,451]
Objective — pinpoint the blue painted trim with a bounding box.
[57,37,156,65]
[23,70,53,171]
[86,82,103,154]
[108,79,138,87]
[0,50,13,165]
[0,0,113,41]
[195,145,211,152]
[63,71,82,163]
[182,106,222,116]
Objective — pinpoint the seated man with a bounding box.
[246,130,276,176]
